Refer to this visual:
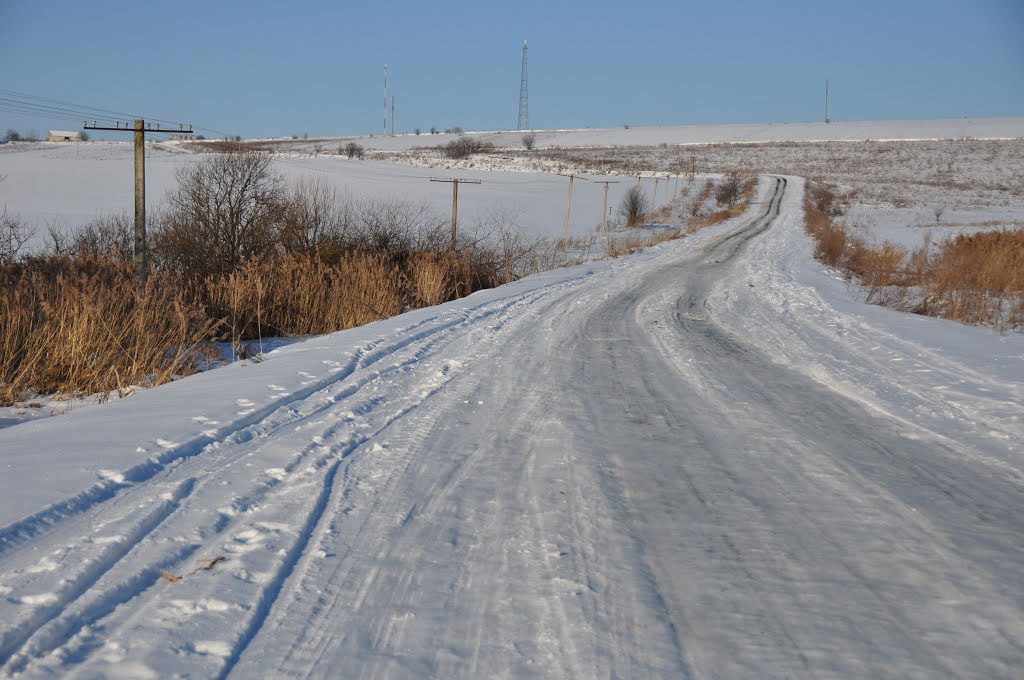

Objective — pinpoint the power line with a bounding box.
[0,88,231,138]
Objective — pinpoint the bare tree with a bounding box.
[0,174,34,262]
[59,213,133,261]
[154,153,285,278]
[618,185,650,228]
[280,176,349,257]
[521,133,536,151]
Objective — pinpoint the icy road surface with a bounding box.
[1,178,1022,678]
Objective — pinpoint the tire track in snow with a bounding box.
[0,477,196,672]
[0,277,577,558]
[7,275,584,678]
[227,277,604,678]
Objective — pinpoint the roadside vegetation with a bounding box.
[0,153,562,405]
[1,143,758,405]
[805,182,1023,332]
[605,174,755,257]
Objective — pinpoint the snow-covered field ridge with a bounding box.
[248,117,1024,152]
[1,178,1022,678]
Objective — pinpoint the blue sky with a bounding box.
[2,0,1022,138]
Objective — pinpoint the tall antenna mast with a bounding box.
[384,63,388,135]
[517,40,529,131]
[825,79,830,124]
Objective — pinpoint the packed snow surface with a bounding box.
[1,177,1021,678]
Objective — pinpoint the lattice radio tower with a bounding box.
[517,40,529,131]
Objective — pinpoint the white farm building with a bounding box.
[46,130,83,142]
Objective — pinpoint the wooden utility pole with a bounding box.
[653,177,660,207]
[597,180,620,237]
[557,174,588,247]
[84,119,192,287]
[430,177,481,250]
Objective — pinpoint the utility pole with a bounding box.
[84,118,192,288]
[430,177,481,250]
[384,63,388,136]
[597,180,620,237]
[391,97,395,136]
[557,173,588,246]
[653,177,660,207]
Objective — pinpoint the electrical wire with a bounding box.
[0,88,231,138]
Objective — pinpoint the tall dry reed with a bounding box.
[1,258,216,404]
[804,182,1024,331]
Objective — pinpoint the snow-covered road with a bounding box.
[1,178,1022,678]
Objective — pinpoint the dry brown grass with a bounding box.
[804,181,1024,331]
[408,252,458,307]
[606,229,682,257]
[918,229,1024,327]
[203,253,404,350]
[686,177,756,234]
[0,258,216,405]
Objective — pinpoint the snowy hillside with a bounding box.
[1,176,1021,678]
[244,116,1024,152]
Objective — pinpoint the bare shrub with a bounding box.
[154,153,286,278]
[279,176,349,258]
[442,136,494,159]
[345,142,365,159]
[1,208,32,263]
[715,175,742,207]
[522,133,536,150]
[618,185,650,228]
[59,213,133,261]
[1,174,33,263]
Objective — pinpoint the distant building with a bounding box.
[47,130,83,142]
